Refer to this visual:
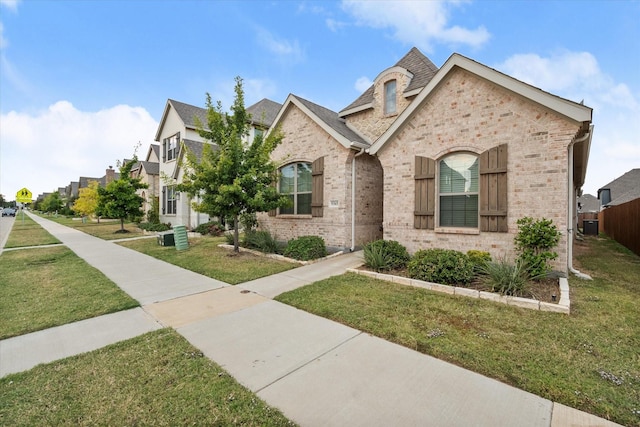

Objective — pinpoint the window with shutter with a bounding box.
[311,157,324,217]
[414,156,435,229]
[479,144,508,232]
[278,162,312,215]
[439,153,479,228]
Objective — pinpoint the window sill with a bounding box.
[276,214,312,220]
[435,227,479,235]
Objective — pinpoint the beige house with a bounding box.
[130,144,160,220]
[261,48,593,275]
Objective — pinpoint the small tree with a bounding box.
[177,77,289,252]
[41,192,64,214]
[73,180,100,219]
[514,217,561,278]
[97,158,147,233]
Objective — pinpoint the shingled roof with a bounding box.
[598,168,640,206]
[167,99,208,129]
[247,98,282,127]
[340,47,439,115]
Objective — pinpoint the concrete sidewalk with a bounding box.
[1,213,621,426]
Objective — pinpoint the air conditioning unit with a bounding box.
[157,231,175,246]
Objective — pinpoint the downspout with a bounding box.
[351,147,366,251]
[568,127,593,280]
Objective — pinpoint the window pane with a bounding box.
[297,163,312,192]
[385,80,396,114]
[440,154,478,194]
[297,193,312,215]
[440,195,478,227]
[280,195,294,214]
[279,165,295,194]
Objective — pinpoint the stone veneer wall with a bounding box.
[258,104,383,249]
[376,68,581,274]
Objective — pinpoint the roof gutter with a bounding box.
[567,126,593,280]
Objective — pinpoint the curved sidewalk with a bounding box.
[1,213,621,427]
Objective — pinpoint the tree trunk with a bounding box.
[120,218,125,232]
[233,214,240,253]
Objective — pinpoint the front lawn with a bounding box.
[275,236,640,426]
[117,236,297,284]
[3,214,60,248]
[36,214,145,240]
[0,246,138,339]
[0,329,295,426]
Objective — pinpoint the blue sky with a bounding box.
[1,0,638,200]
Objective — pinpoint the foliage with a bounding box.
[147,196,160,224]
[243,230,278,253]
[72,180,100,218]
[514,217,561,278]
[239,212,257,232]
[40,192,65,213]
[283,235,327,261]
[467,250,492,272]
[478,257,530,296]
[97,158,147,232]
[194,221,225,236]
[176,77,289,252]
[407,249,474,285]
[363,239,410,272]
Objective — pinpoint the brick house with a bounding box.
[261,48,593,275]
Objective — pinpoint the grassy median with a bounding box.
[275,236,640,426]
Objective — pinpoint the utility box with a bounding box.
[583,219,599,236]
[157,231,175,246]
[173,225,189,250]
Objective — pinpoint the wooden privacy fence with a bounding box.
[598,198,640,257]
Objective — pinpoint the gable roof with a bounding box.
[155,99,208,141]
[598,168,640,206]
[172,139,216,179]
[368,52,593,155]
[339,47,439,117]
[271,94,370,149]
[146,144,160,162]
[577,193,600,213]
[247,98,282,127]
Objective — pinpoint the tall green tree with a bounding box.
[97,158,147,232]
[177,77,288,252]
[41,192,64,213]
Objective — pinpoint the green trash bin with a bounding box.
[173,225,189,250]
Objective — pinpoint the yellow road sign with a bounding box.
[16,187,32,203]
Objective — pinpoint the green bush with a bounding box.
[364,240,410,272]
[479,257,530,296]
[467,250,492,271]
[224,232,235,245]
[407,249,474,285]
[194,221,224,236]
[243,230,278,253]
[284,236,327,261]
[514,217,561,279]
[137,222,171,232]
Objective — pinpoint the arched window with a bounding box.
[439,153,479,227]
[384,80,397,115]
[279,162,312,215]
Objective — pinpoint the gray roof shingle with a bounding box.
[168,99,208,129]
[247,98,282,127]
[599,168,640,206]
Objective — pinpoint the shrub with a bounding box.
[467,250,492,271]
[407,249,474,285]
[284,236,327,261]
[224,232,235,245]
[479,257,530,296]
[243,230,278,253]
[514,217,561,279]
[194,221,224,236]
[137,222,170,232]
[364,240,410,272]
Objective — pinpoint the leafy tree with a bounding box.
[72,180,100,219]
[41,192,64,214]
[97,158,147,233]
[177,77,288,252]
[514,217,561,278]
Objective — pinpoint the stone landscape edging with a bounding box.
[218,244,344,265]
[346,267,570,314]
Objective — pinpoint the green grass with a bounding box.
[0,329,295,426]
[0,246,138,339]
[36,214,145,240]
[4,214,60,248]
[275,236,640,426]
[118,236,297,284]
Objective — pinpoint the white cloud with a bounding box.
[326,18,347,32]
[255,27,304,63]
[0,22,7,49]
[0,0,20,12]
[341,0,490,52]
[496,50,640,195]
[0,102,158,199]
[355,76,372,92]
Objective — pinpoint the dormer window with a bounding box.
[384,80,397,115]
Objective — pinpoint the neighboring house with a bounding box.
[155,97,281,229]
[260,48,594,275]
[597,169,640,207]
[130,144,160,220]
[577,194,600,214]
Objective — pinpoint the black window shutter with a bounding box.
[161,186,166,214]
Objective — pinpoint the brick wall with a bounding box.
[376,68,581,274]
[258,104,383,249]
